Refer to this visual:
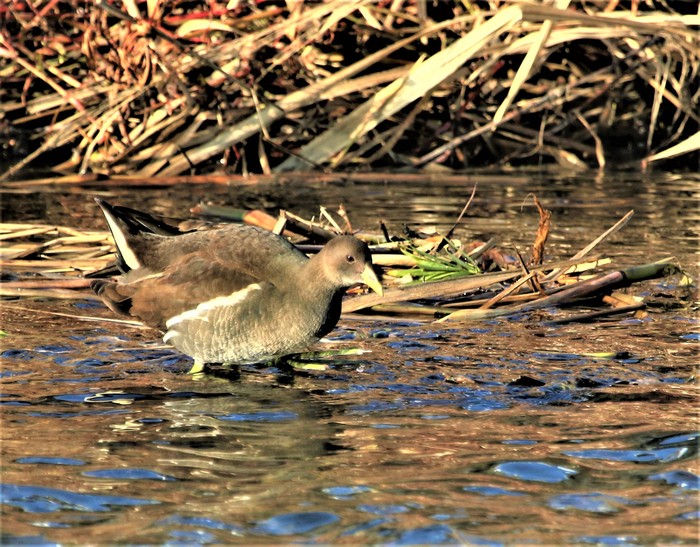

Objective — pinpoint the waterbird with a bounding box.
[90,199,383,373]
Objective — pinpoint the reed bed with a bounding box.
[1,1,698,180]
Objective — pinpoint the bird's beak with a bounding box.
[361,264,383,296]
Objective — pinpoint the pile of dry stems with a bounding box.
[1,0,698,179]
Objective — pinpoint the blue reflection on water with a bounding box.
[564,447,688,463]
[648,471,700,490]
[659,432,698,446]
[165,529,216,545]
[549,492,632,513]
[15,457,85,466]
[387,340,438,353]
[0,534,59,546]
[676,510,700,521]
[576,535,638,546]
[217,410,297,422]
[254,511,340,535]
[35,345,73,354]
[358,504,410,515]
[1,349,34,360]
[158,514,244,534]
[389,524,462,545]
[463,486,526,497]
[323,485,372,499]
[84,468,176,481]
[159,514,248,545]
[0,483,159,513]
[494,461,577,483]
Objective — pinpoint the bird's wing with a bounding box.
[129,224,307,283]
[117,251,270,329]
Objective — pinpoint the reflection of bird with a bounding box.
[90,199,382,373]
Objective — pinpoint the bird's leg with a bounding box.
[187,361,206,374]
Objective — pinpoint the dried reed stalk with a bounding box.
[2,1,697,179]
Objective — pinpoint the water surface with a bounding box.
[1,169,698,544]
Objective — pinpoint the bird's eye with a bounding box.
[346,255,355,263]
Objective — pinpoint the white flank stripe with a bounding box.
[165,283,263,329]
[162,331,179,343]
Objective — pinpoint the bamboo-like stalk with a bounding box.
[437,260,679,323]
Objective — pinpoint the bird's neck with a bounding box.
[288,260,347,337]
[297,255,340,298]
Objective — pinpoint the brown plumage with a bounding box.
[90,199,382,369]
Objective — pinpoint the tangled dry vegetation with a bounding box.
[1,0,698,179]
